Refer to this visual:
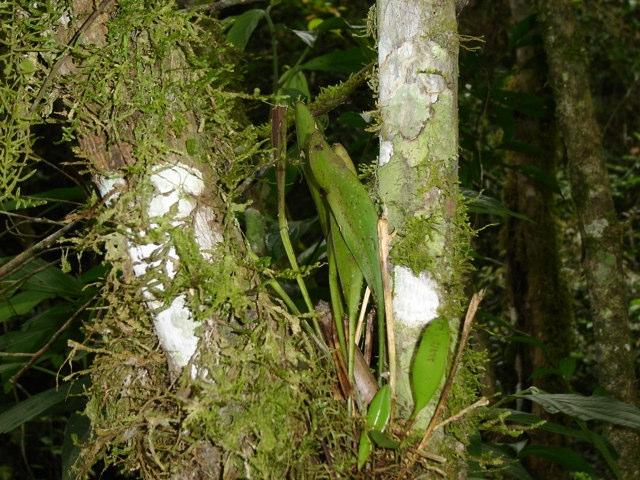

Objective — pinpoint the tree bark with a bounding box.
[377,0,467,427]
[503,1,574,477]
[536,0,640,476]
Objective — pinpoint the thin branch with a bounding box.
[0,220,79,282]
[0,190,115,283]
[0,210,67,225]
[432,396,489,432]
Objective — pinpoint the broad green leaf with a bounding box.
[313,17,352,33]
[330,214,363,323]
[280,70,310,101]
[0,363,22,374]
[0,257,82,297]
[0,290,55,322]
[329,144,363,322]
[358,385,391,470]
[519,445,596,477]
[514,387,640,429]
[369,430,399,449]
[300,48,373,74]
[226,9,265,51]
[0,305,74,352]
[0,382,76,433]
[410,317,450,418]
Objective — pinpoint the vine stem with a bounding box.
[272,106,321,338]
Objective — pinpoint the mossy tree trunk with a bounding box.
[49,2,349,478]
[536,0,640,476]
[377,0,469,426]
[502,1,574,477]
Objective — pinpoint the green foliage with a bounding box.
[226,9,265,51]
[410,317,450,419]
[357,384,391,469]
[513,387,640,429]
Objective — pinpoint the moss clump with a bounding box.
[390,215,439,274]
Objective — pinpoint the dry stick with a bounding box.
[432,396,489,432]
[0,220,79,282]
[377,217,396,401]
[10,296,95,385]
[0,210,66,225]
[400,290,485,477]
[364,309,374,366]
[354,286,371,344]
[0,189,115,283]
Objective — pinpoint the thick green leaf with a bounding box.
[300,48,373,74]
[369,430,399,449]
[226,9,264,51]
[357,430,372,470]
[328,144,363,322]
[358,385,391,470]
[330,214,363,323]
[519,445,596,477]
[0,305,74,352]
[366,384,391,431]
[410,317,450,418]
[295,103,383,321]
[0,290,55,322]
[303,131,383,318]
[514,387,640,429]
[0,382,76,433]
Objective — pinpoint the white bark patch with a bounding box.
[379,140,394,166]
[97,160,221,374]
[151,295,199,371]
[96,176,125,199]
[392,265,440,328]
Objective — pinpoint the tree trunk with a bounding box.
[377,0,468,427]
[536,0,640,476]
[503,1,574,477]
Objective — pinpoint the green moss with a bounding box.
[390,215,439,274]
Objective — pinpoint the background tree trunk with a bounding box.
[536,0,640,476]
[503,0,574,477]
